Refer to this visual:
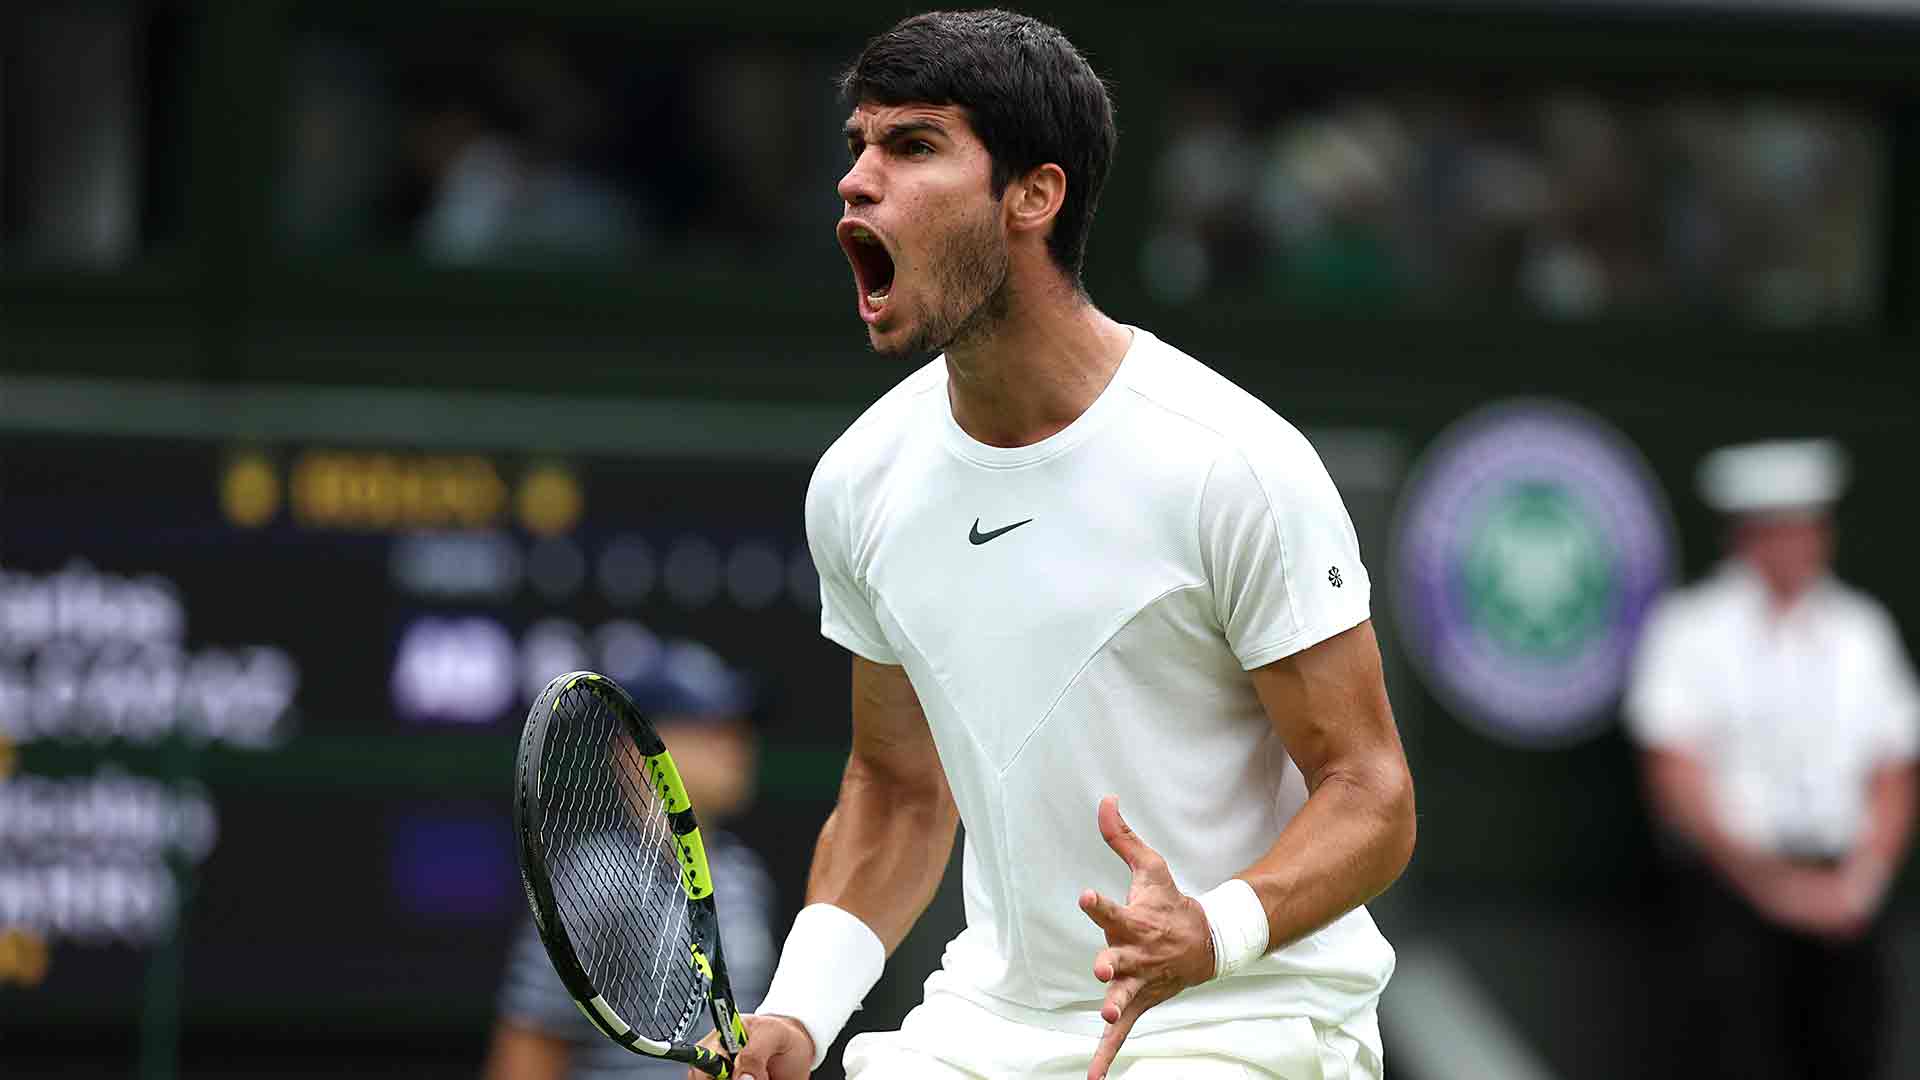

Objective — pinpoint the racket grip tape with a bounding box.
[691,1045,735,1078]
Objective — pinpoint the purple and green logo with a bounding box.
[1391,401,1675,748]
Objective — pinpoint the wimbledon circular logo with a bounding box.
[1391,400,1675,748]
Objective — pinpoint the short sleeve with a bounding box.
[804,459,898,664]
[1200,432,1371,670]
[1863,608,1920,764]
[1622,597,1712,748]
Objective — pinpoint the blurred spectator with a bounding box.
[1144,81,1881,324]
[1142,88,1262,303]
[277,36,388,253]
[402,39,646,266]
[1625,439,1920,1080]
[1,7,145,267]
[276,25,848,270]
[1254,100,1412,310]
[483,640,776,1080]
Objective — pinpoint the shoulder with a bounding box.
[806,360,943,548]
[1642,568,1749,647]
[1120,333,1345,535]
[811,359,945,493]
[1823,579,1905,643]
[1120,329,1324,478]
[1649,572,1728,621]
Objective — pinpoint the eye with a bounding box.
[904,140,934,159]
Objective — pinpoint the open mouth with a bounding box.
[840,222,897,315]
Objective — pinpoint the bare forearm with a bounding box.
[805,754,958,954]
[1238,624,1414,951]
[1842,764,1918,913]
[1643,749,1785,894]
[1856,765,1917,868]
[1238,760,1415,949]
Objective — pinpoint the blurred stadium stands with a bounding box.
[4,1,1919,1078]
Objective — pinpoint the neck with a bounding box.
[1765,578,1816,615]
[943,272,1132,448]
[1738,557,1818,615]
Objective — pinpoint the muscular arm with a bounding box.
[1240,619,1416,946]
[803,655,959,953]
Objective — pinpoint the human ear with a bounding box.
[1006,162,1067,239]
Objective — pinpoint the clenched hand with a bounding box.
[684,1013,813,1080]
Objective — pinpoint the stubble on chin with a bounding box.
[870,212,1010,361]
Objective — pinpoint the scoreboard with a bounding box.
[0,417,851,1039]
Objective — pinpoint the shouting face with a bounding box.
[837,103,1010,359]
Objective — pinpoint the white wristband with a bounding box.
[1196,878,1270,979]
[753,903,886,1070]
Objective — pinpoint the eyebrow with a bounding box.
[844,118,951,145]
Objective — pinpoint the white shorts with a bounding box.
[844,978,1382,1080]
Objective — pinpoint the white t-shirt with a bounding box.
[1625,561,1920,858]
[805,327,1394,1048]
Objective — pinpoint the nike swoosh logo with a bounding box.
[969,517,1034,545]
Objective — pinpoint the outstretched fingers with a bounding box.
[1096,795,1172,890]
[1086,997,1145,1080]
[1096,796,1148,869]
[1099,977,1136,1025]
[1080,888,1128,935]
[1081,795,1202,1079]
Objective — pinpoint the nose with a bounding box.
[838,148,880,207]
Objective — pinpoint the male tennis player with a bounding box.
[698,11,1415,1080]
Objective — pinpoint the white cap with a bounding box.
[1697,438,1849,516]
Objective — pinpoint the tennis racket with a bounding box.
[513,670,748,1077]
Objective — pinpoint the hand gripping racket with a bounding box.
[513,671,748,1077]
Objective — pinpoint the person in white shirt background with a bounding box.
[1625,437,1920,1080]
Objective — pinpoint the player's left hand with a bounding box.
[1078,795,1215,1080]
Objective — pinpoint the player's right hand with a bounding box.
[687,1013,815,1080]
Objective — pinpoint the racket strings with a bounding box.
[610,734,696,1022]
[550,688,702,1035]
[590,696,702,1031]
[539,682,708,1041]
[547,702,640,996]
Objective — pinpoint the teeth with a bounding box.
[850,227,876,244]
[867,289,890,306]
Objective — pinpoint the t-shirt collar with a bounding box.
[936,326,1148,470]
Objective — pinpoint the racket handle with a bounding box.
[690,1045,735,1079]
